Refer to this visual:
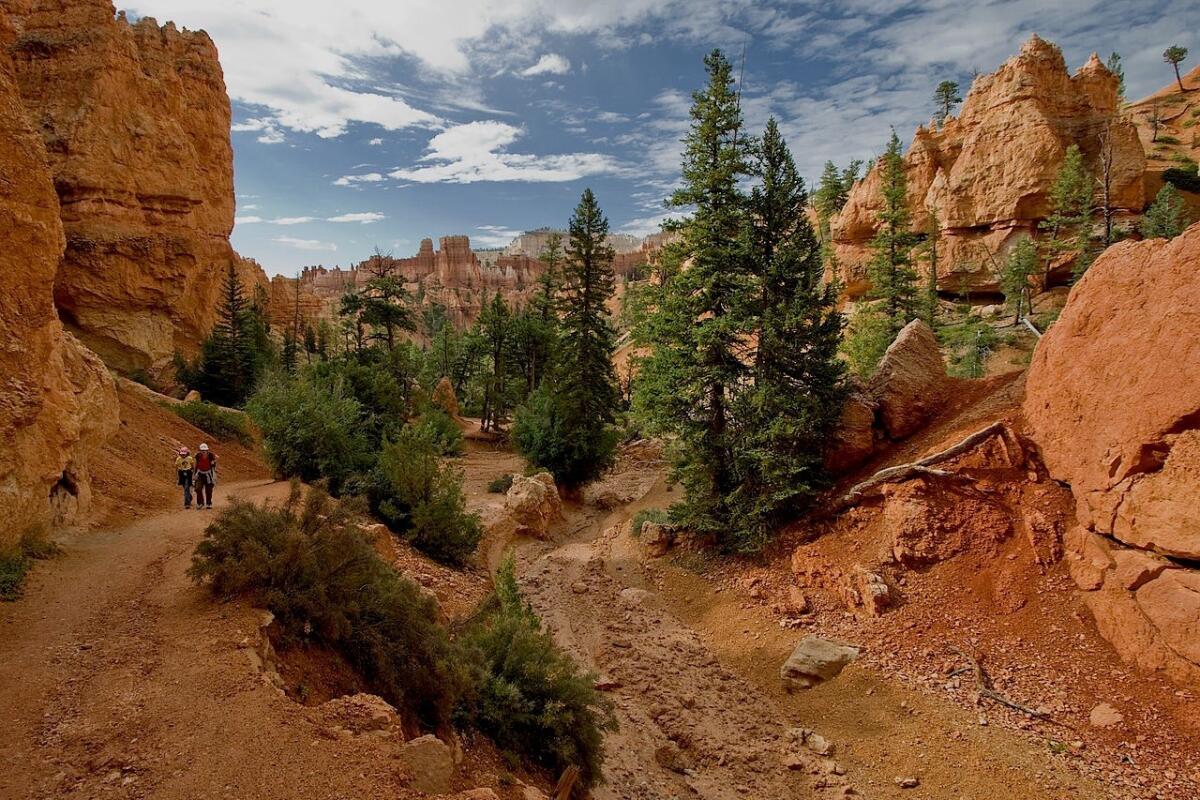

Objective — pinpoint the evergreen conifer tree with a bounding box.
[867,129,919,334]
[514,192,620,485]
[477,292,512,432]
[932,80,962,125]
[633,49,753,538]
[1040,144,1094,283]
[735,119,846,545]
[1000,238,1039,324]
[1141,183,1188,240]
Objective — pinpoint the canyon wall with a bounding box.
[1025,221,1200,688]
[831,35,1145,296]
[0,12,116,542]
[297,232,666,331]
[2,0,239,375]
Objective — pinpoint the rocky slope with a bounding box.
[2,0,243,375]
[0,12,116,542]
[1025,221,1200,688]
[831,35,1144,296]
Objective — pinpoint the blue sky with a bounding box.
[123,0,1198,276]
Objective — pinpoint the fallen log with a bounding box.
[826,422,1012,515]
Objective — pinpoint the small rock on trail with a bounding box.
[780,636,861,691]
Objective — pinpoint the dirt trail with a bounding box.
[504,478,855,799]
[0,480,439,800]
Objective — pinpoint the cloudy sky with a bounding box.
[123,0,1198,275]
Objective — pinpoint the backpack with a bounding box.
[196,451,215,471]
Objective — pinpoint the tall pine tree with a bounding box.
[736,119,847,546]
[634,49,752,539]
[514,191,620,485]
[867,129,919,334]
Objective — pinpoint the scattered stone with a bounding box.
[641,521,675,558]
[654,742,694,773]
[315,693,398,735]
[183,389,201,403]
[787,586,811,615]
[398,734,455,794]
[780,636,860,690]
[895,776,920,789]
[1089,702,1124,729]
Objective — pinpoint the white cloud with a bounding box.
[520,53,571,77]
[333,172,386,186]
[274,235,337,251]
[368,137,384,146]
[235,215,264,224]
[474,224,523,248]
[391,120,625,184]
[271,216,317,225]
[242,203,259,210]
[617,210,687,237]
[328,212,386,223]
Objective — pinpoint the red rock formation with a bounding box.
[1025,222,1200,687]
[3,0,237,374]
[0,13,116,539]
[832,36,1144,296]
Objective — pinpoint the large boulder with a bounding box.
[824,384,877,474]
[0,13,116,541]
[869,319,949,440]
[1025,223,1200,687]
[398,734,455,794]
[780,635,860,690]
[504,472,563,538]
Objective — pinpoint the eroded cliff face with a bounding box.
[1025,222,1200,688]
[3,0,236,375]
[831,35,1145,296]
[0,13,116,541]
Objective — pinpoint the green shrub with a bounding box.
[1157,135,1181,145]
[487,474,514,494]
[0,528,61,601]
[842,303,895,380]
[188,484,462,730]
[512,387,617,487]
[368,426,482,566]
[939,310,999,379]
[172,401,254,446]
[631,508,669,537]
[246,371,372,494]
[412,409,463,456]
[1163,164,1200,193]
[459,558,617,788]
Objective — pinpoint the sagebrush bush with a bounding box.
[246,371,372,494]
[172,400,254,446]
[188,483,462,730]
[459,557,617,788]
[368,426,482,565]
[631,507,669,537]
[487,474,514,494]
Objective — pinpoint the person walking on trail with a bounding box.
[175,447,195,509]
[194,443,218,509]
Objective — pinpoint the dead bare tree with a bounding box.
[1096,120,1117,246]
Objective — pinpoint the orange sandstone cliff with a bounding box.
[2,0,248,375]
[832,35,1145,296]
[0,12,116,541]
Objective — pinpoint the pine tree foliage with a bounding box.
[1141,183,1188,240]
[514,190,620,486]
[866,130,919,335]
[932,80,962,125]
[736,118,846,544]
[1040,144,1095,283]
[1000,238,1039,323]
[634,50,752,538]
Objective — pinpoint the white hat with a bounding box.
[199,443,209,451]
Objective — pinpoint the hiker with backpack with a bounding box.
[175,447,195,509]
[194,443,218,509]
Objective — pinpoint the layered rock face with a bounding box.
[1025,222,1200,687]
[0,13,116,541]
[831,36,1144,296]
[3,0,237,374]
